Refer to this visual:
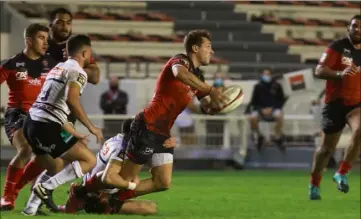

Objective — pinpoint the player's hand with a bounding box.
[163,137,177,148]
[76,133,89,146]
[209,87,229,110]
[90,126,103,144]
[341,65,360,77]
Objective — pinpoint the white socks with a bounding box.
[23,171,50,215]
[42,161,84,190]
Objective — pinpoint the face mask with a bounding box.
[261,75,271,83]
[213,78,224,87]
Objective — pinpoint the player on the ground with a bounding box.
[309,15,360,200]
[12,7,102,204]
[21,34,103,215]
[0,23,58,211]
[107,29,228,202]
[60,119,174,215]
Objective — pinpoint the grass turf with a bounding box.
[0,170,360,219]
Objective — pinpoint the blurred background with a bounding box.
[1,1,359,170]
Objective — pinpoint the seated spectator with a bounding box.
[246,69,287,152]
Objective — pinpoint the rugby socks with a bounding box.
[310,173,322,187]
[2,165,23,200]
[337,160,352,175]
[23,171,50,214]
[117,189,136,201]
[14,161,44,197]
[42,161,84,190]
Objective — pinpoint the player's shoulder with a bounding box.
[327,37,350,52]
[105,134,127,150]
[168,53,191,67]
[0,52,25,69]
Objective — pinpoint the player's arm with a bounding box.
[315,44,358,80]
[0,66,10,84]
[62,121,87,139]
[101,159,136,190]
[84,57,100,84]
[66,71,102,142]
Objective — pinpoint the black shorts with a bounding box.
[23,116,73,158]
[126,113,173,165]
[4,108,27,144]
[322,99,361,134]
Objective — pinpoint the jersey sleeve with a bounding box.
[318,40,343,70]
[169,55,190,70]
[67,70,87,88]
[0,66,10,84]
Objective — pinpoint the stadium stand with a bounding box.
[8,1,317,80]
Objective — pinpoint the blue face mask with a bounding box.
[213,78,224,87]
[261,75,272,83]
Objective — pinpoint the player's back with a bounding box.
[143,54,204,136]
[84,134,128,181]
[30,59,88,125]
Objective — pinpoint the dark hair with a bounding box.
[83,193,108,214]
[184,29,212,53]
[48,7,73,22]
[350,15,361,23]
[121,119,133,134]
[24,23,49,39]
[66,34,91,56]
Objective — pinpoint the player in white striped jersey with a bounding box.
[22,35,104,216]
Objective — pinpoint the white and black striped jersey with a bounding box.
[83,134,128,182]
[29,59,88,125]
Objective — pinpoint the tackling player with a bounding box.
[0,23,57,210]
[309,15,360,200]
[61,119,174,215]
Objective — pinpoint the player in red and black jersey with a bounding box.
[110,30,228,202]
[309,15,360,200]
[0,23,57,210]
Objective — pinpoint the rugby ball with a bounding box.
[216,85,244,114]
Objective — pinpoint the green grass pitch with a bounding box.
[0,170,360,219]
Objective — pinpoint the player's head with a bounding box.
[48,7,73,42]
[121,118,133,135]
[83,192,110,214]
[24,23,49,56]
[348,15,361,44]
[66,34,92,67]
[184,29,214,66]
[109,75,119,91]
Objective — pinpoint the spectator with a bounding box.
[246,69,287,152]
[206,72,227,147]
[100,76,128,139]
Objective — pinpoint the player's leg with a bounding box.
[34,141,96,212]
[118,200,157,215]
[1,110,30,210]
[333,106,360,193]
[309,101,345,200]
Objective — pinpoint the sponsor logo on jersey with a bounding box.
[15,71,28,80]
[16,62,25,67]
[28,78,42,86]
[77,74,86,86]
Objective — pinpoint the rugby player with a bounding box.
[0,23,57,210]
[21,35,103,215]
[309,15,360,200]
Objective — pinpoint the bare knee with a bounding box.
[154,175,171,191]
[16,144,32,160]
[140,201,157,215]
